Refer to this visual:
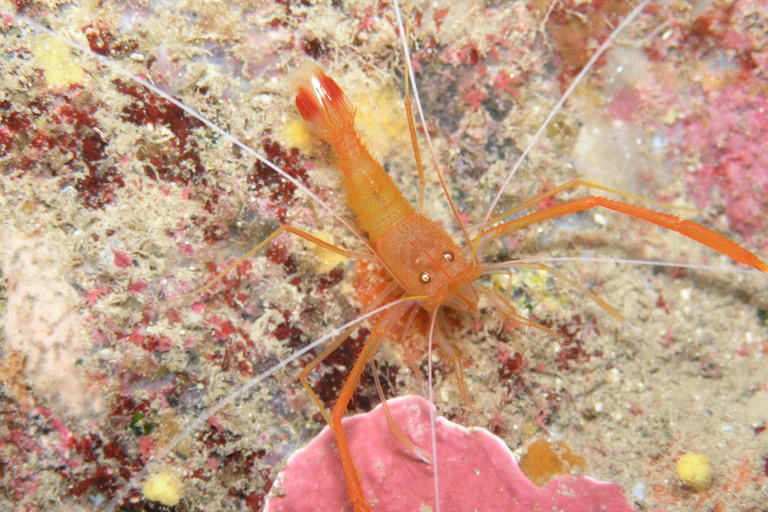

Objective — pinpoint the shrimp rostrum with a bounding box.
[288,57,768,511]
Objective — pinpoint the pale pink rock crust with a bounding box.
[265,395,663,512]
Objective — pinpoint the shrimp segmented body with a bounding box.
[2,1,768,512]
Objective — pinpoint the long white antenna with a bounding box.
[492,256,764,275]
[426,313,441,512]
[103,298,416,512]
[476,0,653,240]
[391,0,472,249]
[4,10,377,255]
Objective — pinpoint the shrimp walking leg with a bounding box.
[370,358,433,463]
[163,224,374,306]
[299,318,370,426]
[298,283,401,426]
[299,306,440,465]
[477,284,561,340]
[486,196,768,273]
[484,263,626,325]
[480,179,697,229]
[299,294,432,461]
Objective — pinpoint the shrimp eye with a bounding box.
[442,250,455,262]
[419,271,432,284]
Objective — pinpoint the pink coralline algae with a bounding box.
[682,85,768,241]
[265,396,662,512]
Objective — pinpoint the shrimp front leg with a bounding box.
[329,342,376,512]
[323,302,412,511]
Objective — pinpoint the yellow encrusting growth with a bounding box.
[677,452,714,492]
[352,83,410,161]
[309,231,348,273]
[141,472,183,506]
[281,117,316,154]
[492,273,511,291]
[512,269,566,311]
[31,35,85,87]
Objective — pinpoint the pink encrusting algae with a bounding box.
[265,395,666,512]
[675,3,768,245]
[601,0,768,248]
[1,1,767,512]
[681,85,768,242]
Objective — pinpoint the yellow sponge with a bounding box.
[141,472,183,506]
[676,452,714,492]
[308,231,348,273]
[31,35,85,88]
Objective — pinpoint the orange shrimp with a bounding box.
[290,62,768,510]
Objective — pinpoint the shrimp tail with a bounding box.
[292,65,414,243]
[293,65,355,142]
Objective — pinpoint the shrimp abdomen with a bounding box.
[294,67,412,242]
